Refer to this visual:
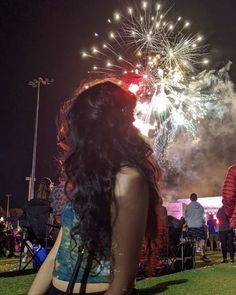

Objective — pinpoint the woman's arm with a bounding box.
[28,228,62,295]
[105,167,149,295]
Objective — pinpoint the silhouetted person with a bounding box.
[217,200,234,263]
[23,177,53,246]
[207,214,219,251]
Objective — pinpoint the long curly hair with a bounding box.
[57,80,161,260]
[36,177,53,200]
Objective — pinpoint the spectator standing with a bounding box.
[185,193,209,261]
[49,181,67,227]
[217,200,234,263]
[207,214,219,251]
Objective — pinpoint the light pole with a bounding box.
[5,194,11,227]
[28,77,54,201]
[25,176,32,201]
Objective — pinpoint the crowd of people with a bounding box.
[0,219,19,258]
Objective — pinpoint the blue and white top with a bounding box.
[53,202,110,283]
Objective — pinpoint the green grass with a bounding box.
[0,258,19,273]
[136,263,236,295]
[0,274,35,295]
[0,251,235,295]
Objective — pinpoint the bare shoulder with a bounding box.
[115,166,148,200]
[116,166,146,184]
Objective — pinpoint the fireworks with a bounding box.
[81,1,214,161]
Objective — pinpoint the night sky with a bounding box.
[1,0,236,209]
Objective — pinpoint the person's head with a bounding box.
[190,192,198,201]
[58,80,161,258]
[36,177,53,200]
[180,216,186,223]
[59,80,136,157]
[208,214,214,220]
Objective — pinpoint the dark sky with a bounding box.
[1,0,236,209]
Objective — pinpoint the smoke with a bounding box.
[161,62,236,199]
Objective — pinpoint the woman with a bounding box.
[217,200,234,263]
[36,177,54,200]
[28,81,161,295]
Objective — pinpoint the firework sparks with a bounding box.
[81,1,213,161]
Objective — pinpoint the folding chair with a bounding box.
[166,216,196,272]
[18,198,51,271]
[167,231,196,272]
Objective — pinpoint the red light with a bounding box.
[128,83,139,94]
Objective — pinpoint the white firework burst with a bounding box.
[81,1,213,162]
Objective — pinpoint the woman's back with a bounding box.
[53,202,110,283]
[28,81,161,295]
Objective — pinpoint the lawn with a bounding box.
[136,263,236,295]
[0,251,235,295]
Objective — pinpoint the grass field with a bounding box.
[136,263,236,295]
[0,251,235,295]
